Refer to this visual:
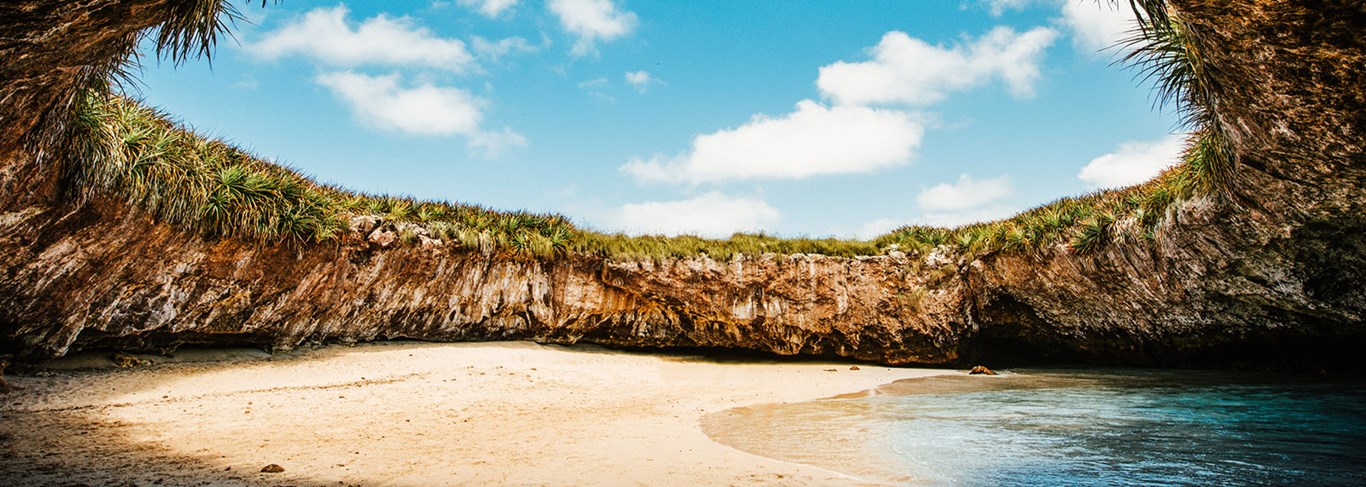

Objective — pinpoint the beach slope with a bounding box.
[0,342,950,485]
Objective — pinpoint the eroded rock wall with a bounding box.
[0,195,971,363]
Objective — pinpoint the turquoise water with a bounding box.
[703,369,1366,486]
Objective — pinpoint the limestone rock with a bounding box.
[394,222,428,238]
[924,245,956,268]
[969,365,996,375]
[367,227,397,248]
[348,215,382,235]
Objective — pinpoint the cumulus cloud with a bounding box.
[1060,0,1139,53]
[471,130,528,155]
[817,27,1058,106]
[916,174,1014,211]
[251,6,474,71]
[608,192,780,238]
[457,0,518,18]
[621,100,925,184]
[624,70,659,93]
[316,71,525,152]
[1077,134,1185,188]
[548,0,638,55]
[317,71,481,135]
[471,36,538,61]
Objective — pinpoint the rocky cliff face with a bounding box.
[1,0,1362,368]
[0,197,971,364]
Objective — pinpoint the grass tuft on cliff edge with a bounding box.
[59,0,1232,261]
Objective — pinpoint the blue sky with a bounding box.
[131,0,1182,238]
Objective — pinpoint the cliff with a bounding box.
[1,0,1362,368]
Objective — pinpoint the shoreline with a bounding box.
[0,341,955,485]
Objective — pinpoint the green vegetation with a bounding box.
[1119,3,1232,191]
[70,93,344,243]
[568,232,877,261]
[68,93,578,255]
[875,147,1218,257]
[59,0,1231,261]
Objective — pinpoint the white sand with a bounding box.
[0,341,953,486]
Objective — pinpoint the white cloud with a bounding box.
[251,6,473,72]
[1077,134,1185,188]
[231,77,259,90]
[624,70,659,93]
[466,128,528,156]
[916,174,1013,211]
[983,0,1034,16]
[316,71,525,153]
[548,0,638,56]
[471,36,538,61]
[317,71,481,135]
[817,27,1058,107]
[457,0,518,18]
[621,100,924,184]
[579,77,610,88]
[577,77,615,102]
[974,0,1140,54]
[609,192,780,238]
[1060,0,1139,53]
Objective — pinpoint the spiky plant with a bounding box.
[1117,0,1232,190]
[154,0,263,66]
[1070,211,1117,255]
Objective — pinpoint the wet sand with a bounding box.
[0,341,952,486]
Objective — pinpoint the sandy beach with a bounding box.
[0,341,953,486]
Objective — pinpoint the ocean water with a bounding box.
[702,369,1366,486]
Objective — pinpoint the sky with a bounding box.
[129,0,1183,239]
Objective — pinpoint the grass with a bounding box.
[57,0,1232,262]
[68,93,576,256]
[567,232,878,261]
[69,93,344,243]
[874,151,1216,258]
